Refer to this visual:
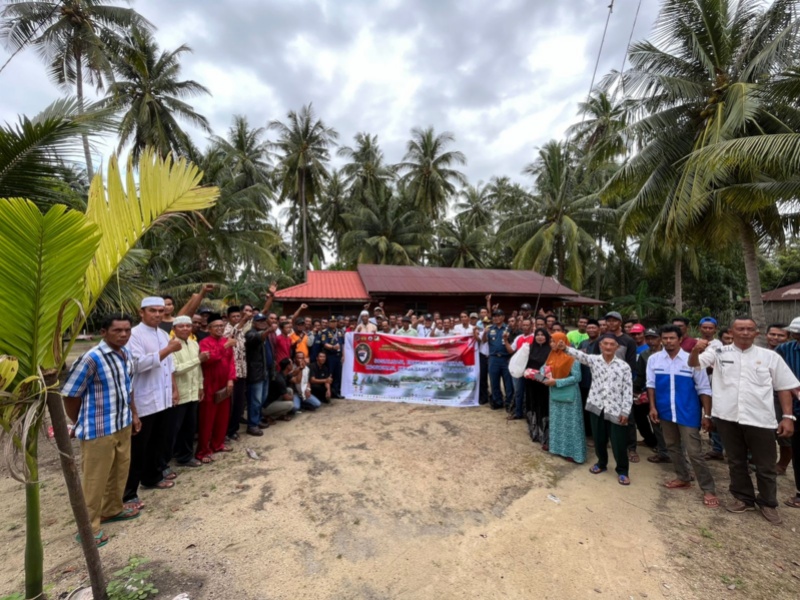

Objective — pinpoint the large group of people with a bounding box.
[62,283,800,547]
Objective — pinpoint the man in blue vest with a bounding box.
[482,309,513,411]
[319,317,344,399]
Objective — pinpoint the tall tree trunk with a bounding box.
[741,221,767,345]
[24,441,43,600]
[45,372,108,600]
[75,51,95,180]
[594,239,603,318]
[300,173,309,279]
[674,254,683,314]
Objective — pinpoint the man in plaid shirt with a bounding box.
[62,314,142,547]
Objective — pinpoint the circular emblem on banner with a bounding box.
[355,342,372,365]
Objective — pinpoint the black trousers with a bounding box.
[227,378,247,437]
[159,405,179,471]
[172,402,198,464]
[793,423,800,496]
[124,409,170,502]
[579,386,592,436]
[714,418,778,508]
[328,355,342,397]
[479,354,489,405]
[628,402,658,451]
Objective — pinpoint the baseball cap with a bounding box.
[630,324,645,334]
[520,303,532,311]
[402,315,412,322]
[253,314,267,322]
[644,328,658,337]
[699,317,718,326]
[492,309,504,316]
[604,311,622,321]
[469,312,478,319]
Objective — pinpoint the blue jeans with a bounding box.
[247,380,269,428]
[488,356,513,408]
[293,393,322,412]
[512,376,525,418]
[710,430,724,454]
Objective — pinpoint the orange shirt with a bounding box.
[290,331,309,358]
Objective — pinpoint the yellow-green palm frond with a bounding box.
[84,149,219,314]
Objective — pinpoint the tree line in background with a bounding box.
[2,0,800,334]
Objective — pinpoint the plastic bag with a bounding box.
[509,342,530,378]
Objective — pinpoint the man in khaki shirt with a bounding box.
[170,316,207,467]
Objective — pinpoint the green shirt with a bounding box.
[395,327,418,337]
[173,338,203,403]
[567,330,589,347]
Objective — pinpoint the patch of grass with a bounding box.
[700,527,714,539]
[720,574,744,587]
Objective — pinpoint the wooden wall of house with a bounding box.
[764,301,800,326]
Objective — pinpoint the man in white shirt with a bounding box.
[123,297,182,510]
[452,312,474,337]
[690,317,799,524]
[416,314,432,337]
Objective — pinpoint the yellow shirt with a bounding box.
[173,338,203,403]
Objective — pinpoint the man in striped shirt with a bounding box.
[62,314,142,547]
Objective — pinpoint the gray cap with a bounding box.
[469,312,478,319]
[604,311,623,321]
[644,328,658,337]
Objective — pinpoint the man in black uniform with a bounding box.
[319,317,344,399]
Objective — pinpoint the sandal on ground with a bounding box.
[506,414,523,420]
[703,494,720,508]
[589,464,607,475]
[784,496,800,508]
[218,445,234,453]
[647,455,671,463]
[101,507,140,524]
[76,530,109,547]
[199,455,214,464]
[142,479,175,490]
[123,498,145,511]
[618,475,631,486]
[628,451,640,463]
[163,468,178,481]
[179,458,203,468]
[664,479,692,490]
[228,432,240,441]
[281,414,293,422]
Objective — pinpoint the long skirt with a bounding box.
[525,379,549,445]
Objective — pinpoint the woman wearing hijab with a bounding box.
[525,328,551,447]
[543,333,586,463]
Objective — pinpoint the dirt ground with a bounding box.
[1,399,800,600]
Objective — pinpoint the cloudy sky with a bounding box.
[0,0,660,185]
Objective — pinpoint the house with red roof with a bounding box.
[274,265,602,318]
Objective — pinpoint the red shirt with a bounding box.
[274,334,292,366]
[199,336,236,402]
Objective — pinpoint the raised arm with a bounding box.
[177,283,215,317]
[564,345,592,366]
[261,282,277,315]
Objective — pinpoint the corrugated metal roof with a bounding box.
[561,295,607,306]
[357,265,580,297]
[274,271,370,301]
[762,282,800,302]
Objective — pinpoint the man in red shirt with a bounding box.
[673,317,697,352]
[274,320,293,366]
[197,314,236,463]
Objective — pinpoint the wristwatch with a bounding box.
[782,414,797,421]
[702,414,712,419]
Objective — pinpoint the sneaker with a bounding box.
[246,426,264,437]
[725,499,755,514]
[758,505,782,525]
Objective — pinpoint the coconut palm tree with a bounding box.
[566,90,630,164]
[104,26,211,161]
[454,182,493,230]
[605,0,800,334]
[341,187,427,266]
[337,132,395,206]
[269,104,338,274]
[0,0,153,178]
[397,126,467,221]
[0,97,114,209]
[0,149,218,600]
[502,140,613,290]
[436,220,487,268]
[320,169,351,260]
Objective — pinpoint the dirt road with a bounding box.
[1,400,799,599]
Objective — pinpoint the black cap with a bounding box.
[520,303,532,310]
[253,314,267,322]
[492,309,504,316]
[402,315,412,322]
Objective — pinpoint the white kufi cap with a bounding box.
[141,296,165,308]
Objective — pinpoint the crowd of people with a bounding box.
[61,283,800,547]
